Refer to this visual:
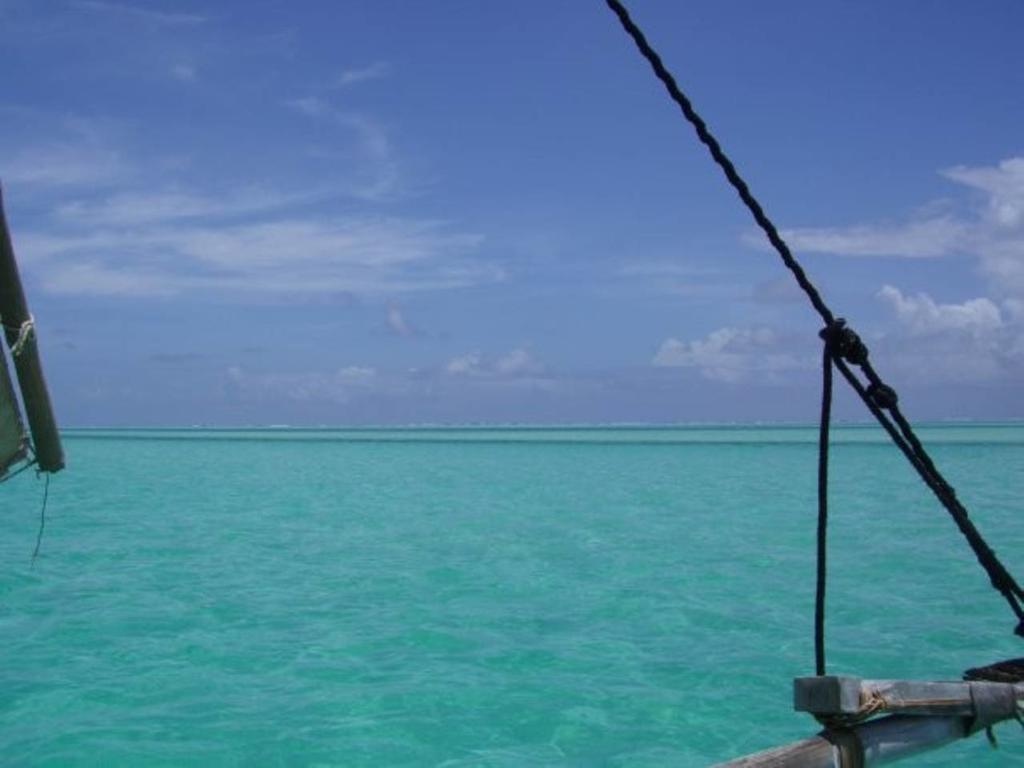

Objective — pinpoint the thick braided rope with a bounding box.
[603,0,834,326]
[604,0,1024,630]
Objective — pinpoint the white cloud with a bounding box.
[653,327,810,383]
[227,365,377,404]
[943,157,1024,229]
[446,347,546,379]
[750,277,803,304]
[336,365,376,383]
[446,352,482,376]
[617,261,745,300]
[287,97,329,118]
[774,157,1024,297]
[171,63,197,82]
[4,107,491,300]
[981,236,1024,296]
[287,101,399,201]
[333,62,389,89]
[872,285,1023,383]
[495,348,544,376]
[386,304,414,337]
[39,260,176,297]
[70,1,206,26]
[2,140,129,188]
[54,187,315,226]
[618,261,710,278]
[0,115,134,189]
[20,215,497,297]
[778,216,966,258]
[335,114,398,202]
[765,157,1024,384]
[877,285,1003,337]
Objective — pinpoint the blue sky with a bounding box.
[2,0,1023,425]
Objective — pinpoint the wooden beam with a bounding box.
[794,676,1024,718]
[717,714,969,767]
[716,734,837,768]
[0,184,63,472]
[718,676,1023,766]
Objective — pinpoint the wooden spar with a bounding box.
[716,676,1024,767]
[0,184,64,472]
[794,676,1024,719]
[716,714,969,767]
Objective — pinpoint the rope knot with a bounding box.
[867,382,899,410]
[819,319,868,365]
[8,315,35,357]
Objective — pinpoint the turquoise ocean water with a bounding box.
[2,423,1024,766]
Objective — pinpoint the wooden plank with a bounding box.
[722,676,1024,766]
[794,676,1024,718]
[717,714,970,767]
[717,735,838,767]
[0,185,63,473]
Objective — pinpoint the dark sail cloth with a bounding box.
[0,338,28,478]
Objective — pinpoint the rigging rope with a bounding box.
[815,336,834,676]
[603,0,1024,642]
[31,472,50,568]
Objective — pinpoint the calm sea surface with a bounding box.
[2,424,1024,766]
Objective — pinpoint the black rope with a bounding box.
[31,472,50,567]
[815,338,834,676]
[603,0,1024,637]
[603,0,834,327]
[833,350,1024,628]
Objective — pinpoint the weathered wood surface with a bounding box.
[716,734,837,768]
[0,185,63,472]
[718,676,1024,766]
[717,714,968,767]
[794,676,1024,718]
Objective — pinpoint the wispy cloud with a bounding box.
[617,260,744,299]
[775,216,966,258]
[333,62,389,89]
[54,186,317,225]
[769,157,1024,298]
[2,142,129,188]
[342,114,399,202]
[170,63,197,82]
[20,214,496,298]
[754,156,1024,384]
[39,260,175,297]
[287,96,329,118]
[1,119,131,188]
[618,261,714,278]
[386,304,415,337]
[227,365,377,404]
[749,277,804,304]
[70,0,207,26]
[286,98,400,202]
